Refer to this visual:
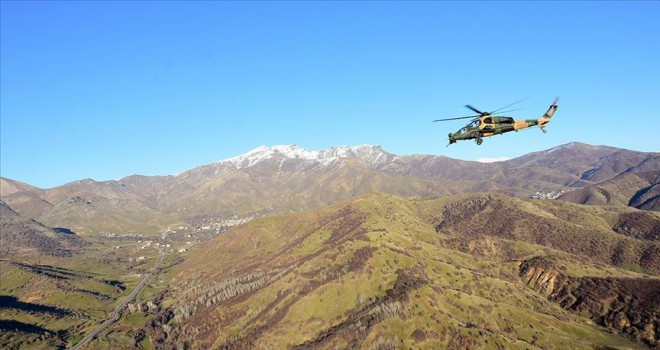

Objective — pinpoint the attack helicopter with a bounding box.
[434,98,559,146]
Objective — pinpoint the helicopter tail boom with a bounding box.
[512,98,559,132]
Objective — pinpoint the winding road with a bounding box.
[70,251,166,350]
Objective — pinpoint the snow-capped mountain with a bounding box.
[2,142,657,234]
[219,144,397,169]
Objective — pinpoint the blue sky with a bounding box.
[2,1,658,188]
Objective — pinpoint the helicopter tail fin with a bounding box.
[536,97,558,131]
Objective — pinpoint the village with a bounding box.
[107,214,258,265]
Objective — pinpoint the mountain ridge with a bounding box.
[213,144,397,170]
[1,142,658,235]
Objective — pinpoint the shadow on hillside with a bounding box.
[53,227,76,235]
[0,295,71,316]
[10,260,84,280]
[0,319,54,335]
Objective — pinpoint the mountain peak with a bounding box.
[219,144,396,169]
[542,142,620,155]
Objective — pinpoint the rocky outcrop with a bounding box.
[520,256,659,348]
[519,256,569,297]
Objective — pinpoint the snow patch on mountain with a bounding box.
[543,142,594,155]
[223,145,319,169]
[219,144,396,169]
[474,157,511,163]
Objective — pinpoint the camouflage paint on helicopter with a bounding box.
[435,98,559,146]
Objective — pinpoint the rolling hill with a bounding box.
[559,170,660,210]
[0,200,85,258]
[146,193,658,349]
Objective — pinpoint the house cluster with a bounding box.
[530,190,566,200]
[128,255,147,263]
[164,226,189,236]
[101,232,143,240]
[197,215,256,234]
[137,240,170,250]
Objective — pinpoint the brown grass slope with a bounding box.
[147,194,657,349]
[0,178,53,219]
[558,171,660,211]
[0,200,85,257]
[506,142,659,184]
[1,177,180,235]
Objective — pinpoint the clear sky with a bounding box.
[2,1,658,189]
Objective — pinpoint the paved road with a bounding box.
[70,252,166,350]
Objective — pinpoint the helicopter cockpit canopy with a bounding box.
[457,119,480,135]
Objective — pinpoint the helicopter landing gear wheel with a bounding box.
[472,132,483,145]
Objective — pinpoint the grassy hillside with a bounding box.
[148,194,657,349]
[0,235,166,350]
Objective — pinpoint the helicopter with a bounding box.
[434,98,559,146]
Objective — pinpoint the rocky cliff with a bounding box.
[520,256,659,347]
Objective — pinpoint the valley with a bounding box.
[0,221,217,349]
[1,142,658,349]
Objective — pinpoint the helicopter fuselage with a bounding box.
[447,100,558,145]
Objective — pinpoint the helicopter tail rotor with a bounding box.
[536,97,559,131]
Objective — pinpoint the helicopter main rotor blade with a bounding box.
[492,108,522,114]
[465,105,485,115]
[490,98,528,114]
[433,115,480,122]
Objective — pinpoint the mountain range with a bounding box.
[2,141,659,349]
[1,142,658,236]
